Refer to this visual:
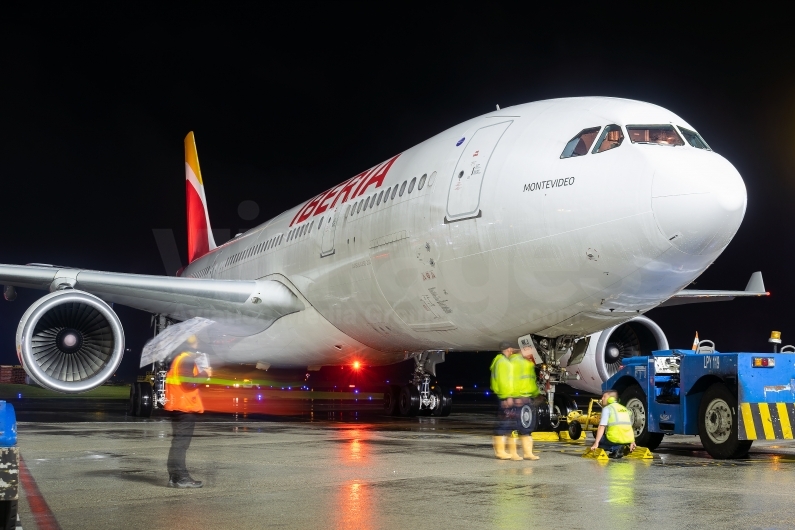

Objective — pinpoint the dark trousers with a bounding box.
[167,412,196,478]
[495,399,514,435]
[598,435,626,454]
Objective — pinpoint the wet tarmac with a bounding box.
[13,399,795,529]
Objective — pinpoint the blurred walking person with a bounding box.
[490,341,520,460]
[164,335,212,487]
[510,345,541,460]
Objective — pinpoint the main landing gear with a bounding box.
[384,351,452,417]
[128,361,167,418]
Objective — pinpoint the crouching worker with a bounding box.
[511,346,540,460]
[490,342,519,460]
[591,390,636,459]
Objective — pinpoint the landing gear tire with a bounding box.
[519,403,538,432]
[620,384,663,450]
[698,383,752,459]
[431,387,453,417]
[568,420,583,440]
[128,383,139,417]
[134,382,154,418]
[550,394,577,432]
[383,385,400,416]
[398,385,420,417]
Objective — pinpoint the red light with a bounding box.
[762,358,769,367]
[349,384,356,388]
[352,361,361,370]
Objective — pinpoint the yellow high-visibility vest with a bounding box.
[604,402,634,444]
[510,354,539,397]
[490,354,513,399]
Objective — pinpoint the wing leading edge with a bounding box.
[0,263,304,334]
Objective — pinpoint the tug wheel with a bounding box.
[698,383,752,459]
[620,385,663,450]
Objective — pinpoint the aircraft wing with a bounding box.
[0,263,304,333]
[658,271,769,307]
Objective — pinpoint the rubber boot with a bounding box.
[508,436,523,461]
[521,435,540,460]
[492,436,511,460]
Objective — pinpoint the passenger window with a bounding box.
[318,217,325,230]
[384,187,391,201]
[377,190,384,205]
[391,186,398,200]
[363,196,369,211]
[408,177,416,194]
[301,225,307,237]
[418,173,427,190]
[560,127,601,158]
[309,220,314,233]
[678,126,711,150]
[399,180,407,196]
[626,125,684,146]
[356,200,363,213]
[592,124,624,154]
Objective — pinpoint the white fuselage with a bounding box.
[181,97,747,368]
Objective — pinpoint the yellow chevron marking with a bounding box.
[741,403,757,440]
[777,403,793,439]
[758,403,776,439]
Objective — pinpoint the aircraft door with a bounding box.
[445,120,512,222]
[320,206,340,257]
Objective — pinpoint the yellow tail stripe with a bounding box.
[741,403,757,440]
[758,403,776,439]
[184,132,203,185]
[777,403,793,439]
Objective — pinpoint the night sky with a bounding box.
[1,4,793,381]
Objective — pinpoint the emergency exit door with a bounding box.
[445,120,512,222]
[320,206,340,257]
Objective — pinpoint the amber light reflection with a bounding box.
[334,428,374,529]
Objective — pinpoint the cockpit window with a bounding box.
[592,124,624,154]
[677,126,711,150]
[560,127,601,159]
[626,125,684,146]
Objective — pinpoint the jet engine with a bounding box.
[563,316,668,395]
[16,290,125,393]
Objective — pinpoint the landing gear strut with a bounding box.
[384,351,452,417]
[521,333,581,432]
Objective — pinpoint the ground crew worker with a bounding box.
[590,389,636,458]
[510,347,540,460]
[164,336,212,487]
[490,341,520,460]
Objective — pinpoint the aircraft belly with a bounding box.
[216,302,404,368]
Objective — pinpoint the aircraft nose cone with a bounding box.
[651,152,747,255]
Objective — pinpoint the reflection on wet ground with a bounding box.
[13,399,795,529]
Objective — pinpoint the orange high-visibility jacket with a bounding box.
[164,352,204,413]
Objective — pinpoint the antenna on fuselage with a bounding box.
[496,104,500,110]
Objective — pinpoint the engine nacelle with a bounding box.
[16,290,125,393]
[562,316,668,394]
